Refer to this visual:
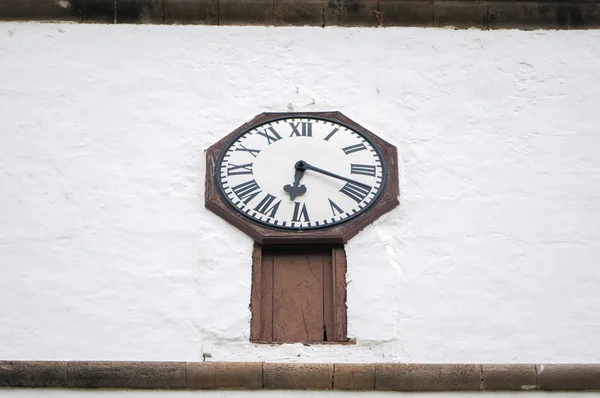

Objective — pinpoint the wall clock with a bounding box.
[206,112,399,245]
[215,116,387,231]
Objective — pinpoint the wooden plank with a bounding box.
[332,246,348,341]
[259,250,274,342]
[322,252,334,342]
[272,251,325,343]
[250,243,262,342]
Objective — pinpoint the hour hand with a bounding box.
[283,168,306,200]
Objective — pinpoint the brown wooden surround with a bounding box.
[205,111,400,246]
[250,244,348,343]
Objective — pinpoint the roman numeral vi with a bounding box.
[292,202,310,222]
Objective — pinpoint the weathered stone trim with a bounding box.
[1,0,600,29]
[2,361,600,390]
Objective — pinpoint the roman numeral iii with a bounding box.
[289,122,312,137]
[342,143,367,155]
[232,180,262,204]
[340,181,371,203]
[256,126,282,145]
[227,163,253,176]
[351,164,376,177]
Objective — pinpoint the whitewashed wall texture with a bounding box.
[1,23,600,364]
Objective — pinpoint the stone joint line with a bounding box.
[1,362,600,390]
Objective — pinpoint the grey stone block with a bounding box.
[0,361,67,388]
[164,0,218,24]
[324,0,379,26]
[334,363,375,390]
[488,2,564,29]
[434,0,488,29]
[81,0,116,23]
[537,364,600,390]
[219,0,273,25]
[482,364,536,391]
[274,0,324,26]
[117,0,164,23]
[379,0,434,27]
[0,0,79,21]
[67,361,186,389]
[375,364,482,391]
[264,363,333,389]
[566,2,600,29]
[186,362,263,389]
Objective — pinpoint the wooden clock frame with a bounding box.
[205,111,400,246]
[205,111,399,343]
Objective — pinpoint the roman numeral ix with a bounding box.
[289,122,313,137]
[227,163,253,176]
[340,181,371,203]
[254,194,281,218]
[351,164,376,177]
[256,126,282,145]
[232,180,262,204]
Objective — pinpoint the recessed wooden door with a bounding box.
[251,245,347,344]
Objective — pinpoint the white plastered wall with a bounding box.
[1,23,600,364]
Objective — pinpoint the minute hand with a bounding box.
[301,162,371,188]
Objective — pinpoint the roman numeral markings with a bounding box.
[328,199,344,216]
[236,144,260,157]
[292,202,310,222]
[254,194,281,218]
[232,179,262,204]
[340,181,371,203]
[342,143,367,155]
[227,163,253,176]
[256,126,282,145]
[289,122,312,137]
[324,127,339,141]
[351,164,376,177]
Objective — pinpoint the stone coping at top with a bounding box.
[1,361,600,390]
[0,0,599,29]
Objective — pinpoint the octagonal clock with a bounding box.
[205,112,399,245]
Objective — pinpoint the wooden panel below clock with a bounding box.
[250,244,347,344]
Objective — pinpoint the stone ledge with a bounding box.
[2,362,600,390]
[0,0,599,28]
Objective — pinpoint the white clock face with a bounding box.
[216,116,387,231]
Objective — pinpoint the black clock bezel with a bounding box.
[214,115,389,231]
